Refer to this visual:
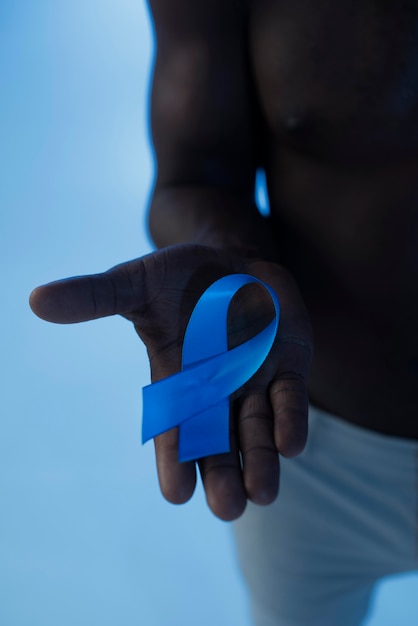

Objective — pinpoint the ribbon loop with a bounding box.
[142,274,280,462]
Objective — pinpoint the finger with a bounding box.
[238,391,279,505]
[154,429,197,504]
[270,369,309,458]
[29,260,145,324]
[198,414,246,521]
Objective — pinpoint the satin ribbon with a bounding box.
[142,273,280,462]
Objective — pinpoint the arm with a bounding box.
[30,0,313,521]
[147,0,277,258]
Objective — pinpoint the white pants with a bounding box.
[233,405,418,626]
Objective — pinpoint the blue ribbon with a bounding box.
[142,274,280,462]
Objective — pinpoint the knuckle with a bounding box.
[270,373,307,397]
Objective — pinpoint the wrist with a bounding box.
[148,185,279,262]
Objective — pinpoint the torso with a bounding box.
[249,0,418,437]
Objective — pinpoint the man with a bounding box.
[30,1,418,624]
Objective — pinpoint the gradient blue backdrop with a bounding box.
[1,2,417,624]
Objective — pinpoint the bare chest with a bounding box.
[249,0,418,163]
[247,0,418,306]
[246,0,418,433]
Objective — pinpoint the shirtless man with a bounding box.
[30,1,418,624]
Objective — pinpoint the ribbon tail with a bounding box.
[178,397,230,462]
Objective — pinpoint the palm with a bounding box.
[30,243,313,521]
[114,244,246,380]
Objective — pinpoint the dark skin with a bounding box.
[30,0,418,520]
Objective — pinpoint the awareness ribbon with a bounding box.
[142,273,280,462]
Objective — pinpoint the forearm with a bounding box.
[148,185,279,262]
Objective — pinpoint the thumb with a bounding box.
[29,260,145,324]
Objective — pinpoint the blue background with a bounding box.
[1,2,417,624]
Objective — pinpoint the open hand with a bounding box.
[30,244,313,520]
